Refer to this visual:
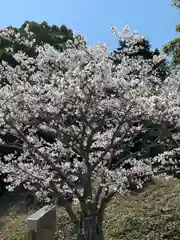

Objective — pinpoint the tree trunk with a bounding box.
[76,214,104,240]
[76,201,104,240]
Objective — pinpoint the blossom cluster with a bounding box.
[0,23,35,50]
[0,26,179,207]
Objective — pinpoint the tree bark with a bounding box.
[76,214,104,240]
[76,202,104,240]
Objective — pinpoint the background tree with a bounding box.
[111,25,169,81]
[0,21,73,67]
[163,0,180,66]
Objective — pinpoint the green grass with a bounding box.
[1,178,180,239]
[104,178,180,240]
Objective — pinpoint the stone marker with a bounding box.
[27,205,56,240]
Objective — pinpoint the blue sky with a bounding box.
[0,0,179,51]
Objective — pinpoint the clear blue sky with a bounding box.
[0,0,179,51]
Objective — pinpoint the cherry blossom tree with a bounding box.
[0,26,180,239]
[111,25,169,82]
[109,26,175,168]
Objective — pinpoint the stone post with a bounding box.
[27,205,56,240]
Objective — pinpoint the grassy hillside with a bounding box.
[104,178,180,240]
[1,178,180,239]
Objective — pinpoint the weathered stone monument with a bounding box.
[27,205,56,240]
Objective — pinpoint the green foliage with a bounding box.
[0,21,74,66]
[163,0,180,66]
[111,35,169,81]
[19,21,73,51]
[172,0,180,8]
[164,37,180,66]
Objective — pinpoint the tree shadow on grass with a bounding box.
[0,187,38,231]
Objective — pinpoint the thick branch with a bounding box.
[98,191,116,222]
[92,106,133,171]
[86,109,108,159]
[65,204,78,225]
